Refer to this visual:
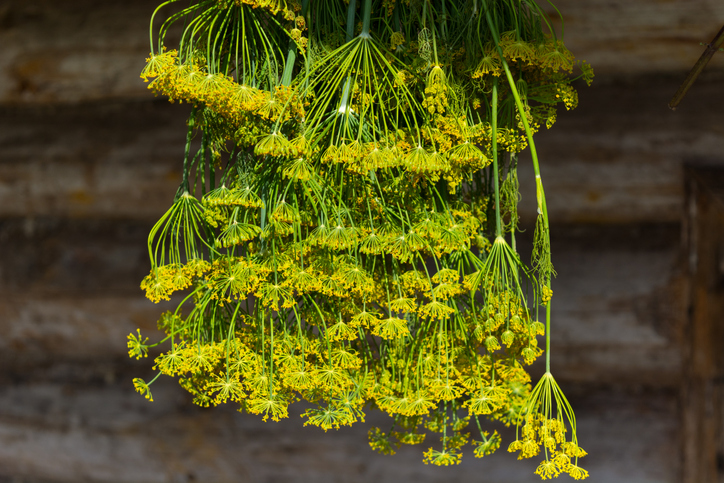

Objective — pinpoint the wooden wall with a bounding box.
[1,1,723,481]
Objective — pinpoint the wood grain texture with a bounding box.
[681,166,724,483]
[541,0,724,78]
[2,1,722,481]
[0,376,679,483]
[0,0,723,105]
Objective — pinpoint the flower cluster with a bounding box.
[131,0,591,478]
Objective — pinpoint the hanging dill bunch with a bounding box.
[130,0,593,478]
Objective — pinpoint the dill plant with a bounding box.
[129,0,593,478]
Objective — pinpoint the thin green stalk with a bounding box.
[492,77,501,238]
[546,300,551,372]
[182,108,197,194]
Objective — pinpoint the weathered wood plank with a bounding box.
[547,223,684,385]
[681,165,724,483]
[543,0,724,78]
[0,0,154,104]
[0,378,678,483]
[0,102,186,218]
[518,78,724,223]
[0,0,722,106]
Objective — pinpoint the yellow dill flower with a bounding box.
[552,450,571,469]
[372,316,410,340]
[418,300,455,320]
[541,40,574,72]
[257,282,293,309]
[399,269,429,294]
[522,345,543,365]
[473,431,501,458]
[392,430,426,445]
[320,276,346,297]
[447,433,470,450]
[256,91,284,120]
[446,141,488,169]
[248,395,289,422]
[369,427,398,455]
[427,151,449,172]
[338,265,374,294]
[285,265,319,293]
[315,366,351,394]
[325,223,358,250]
[501,329,515,347]
[566,464,589,480]
[431,381,463,401]
[405,145,431,171]
[403,392,435,416]
[326,319,357,341]
[465,385,506,415]
[361,145,386,170]
[562,441,587,458]
[431,268,458,284]
[140,266,175,303]
[423,447,462,466]
[182,343,219,374]
[133,377,154,401]
[270,199,299,224]
[140,49,178,80]
[228,185,264,208]
[500,31,535,63]
[303,404,351,431]
[127,329,149,360]
[255,131,292,157]
[205,373,245,404]
[229,83,259,108]
[519,439,540,458]
[473,52,501,78]
[282,157,314,181]
[432,282,461,300]
[331,348,361,370]
[359,231,384,255]
[484,335,501,352]
[434,224,468,254]
[350,309,380,328]
[390,296,417,314]
[217,218,261,248]
[154,344,186,376]
[210,260,250,301]
[283,367,314,391]
[535,459,561,480]
[168,264,193,291]
[201,184,231,207]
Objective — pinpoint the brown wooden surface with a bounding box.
[682,166,724,483]
[1,1,724,481]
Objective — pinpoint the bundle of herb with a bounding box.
[129,0,592,477]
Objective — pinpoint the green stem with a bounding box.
[182,107,197,194]
[546,300,551,373]
[492,77,501,238]
[483,8,548,235]
[346,0,357,42]
[361,0,373,36]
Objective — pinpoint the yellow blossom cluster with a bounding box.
[130,0,592,477]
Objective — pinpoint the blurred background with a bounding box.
[1,1,724,482]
